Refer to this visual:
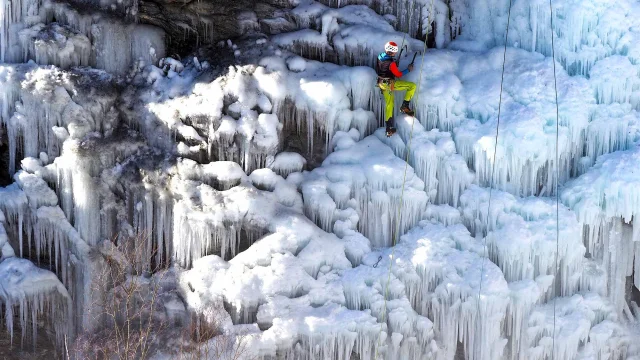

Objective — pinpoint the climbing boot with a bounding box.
[400,100,414,116]
[386,117,396,137]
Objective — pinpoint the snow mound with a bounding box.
[377,116,473,207]
[454,48,594,196]
[171,161,308,267]
[526,293,631,360]
[302,135,428,248]
[460,185,585,297]
[562,145,640,227]
[0,256,71,349]
[254,57,380,155]
[268,151,307,177]
[128,58,377,172]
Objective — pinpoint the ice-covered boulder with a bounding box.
[302,135,428,248]
[460,185,585,297]
[0,248,72,349]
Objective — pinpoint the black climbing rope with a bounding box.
[549,0,561,357]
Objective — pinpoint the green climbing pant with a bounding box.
[379,80,416,122]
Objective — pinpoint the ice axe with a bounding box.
[410,51,421,66]
[396,44,409,65]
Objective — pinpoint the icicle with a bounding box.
[0,184,28,256]
[17,23,91,69]
[461,185,585,296]
[0,221,15,260]
[302,136,428,248]
[393,117,473,207]
[377,221,511,360]
[525,293,624,360]
[507,280,542,360]
[0,257,72,350]
[590,56,639,108]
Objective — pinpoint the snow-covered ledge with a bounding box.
[0,220,72,349]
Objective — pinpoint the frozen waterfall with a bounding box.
[1,0,639,358]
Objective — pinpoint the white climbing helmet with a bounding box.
[384,41,399,53]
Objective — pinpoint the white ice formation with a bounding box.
[1,0,640,358]
[0,216,72,349]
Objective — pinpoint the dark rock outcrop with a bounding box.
[138,0,293,55]
[0,136,9,187]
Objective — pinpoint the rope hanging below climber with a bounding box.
[373,0,433,357]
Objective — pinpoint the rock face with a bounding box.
[0,145,8,187]
[138,0,293,54]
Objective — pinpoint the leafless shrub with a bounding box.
[69,233,167,360]
[66,232,256,360]
[175,306,256,360]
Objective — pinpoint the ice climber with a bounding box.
[376,41,416,137]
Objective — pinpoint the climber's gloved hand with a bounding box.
[408,64,414,72]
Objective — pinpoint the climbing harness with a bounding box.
[377,77,394,85]
[373,0,433,357]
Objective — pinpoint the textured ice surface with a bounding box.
[2,0,640,357]
[180,218,511,359]
[0,0,165,72]
[268,151,307,177]
[18,23,91,69]
[302,134,428,248]
[562,146,640,227]
[1,65,118,175]
[377,116,474,207]
[375,220,510,360]
[460,185,585,297]
[452,48,594,196]
[562,146,640,312]
[0,238,72,349]
[122,55,379,171]
[525,293,631,360]
[447,0,640,76]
